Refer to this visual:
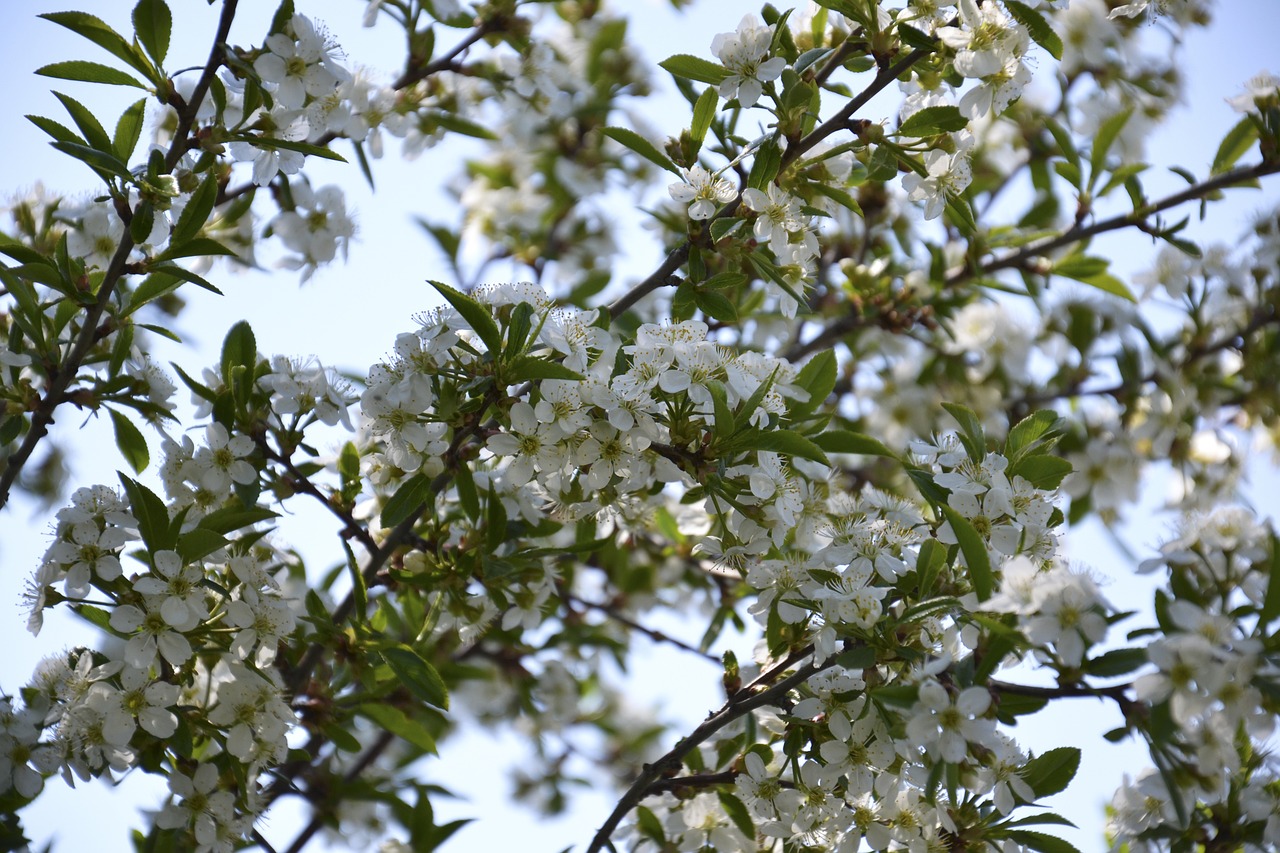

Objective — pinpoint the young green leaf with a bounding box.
[1211,115,1260,176]
[659,54,730,85]
[220,320,257,388]
[357,703,437,753]
[1021,747,1082,798]
[691,86,718,144]
[133,0,173,66]
[381,473,432,528]
[898,105,968,137]
[812,429,895,458]
[108,408,149,473]
[601,126,679,175]
[427,280,502,355]
[113,98,147,162]
[940,505,994,601]
[53,92,113,156]
[171,172,220,246]
[383,645,450,710]
[1004,1,1063,60]
[37,60,147,89]
[39,11,154,77]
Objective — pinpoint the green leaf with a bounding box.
[53,92,113,155]
[1010,454,1073,490]
[196,505,279,534]
[601,126,679,175]
[706,380,736,439]
[659,53,730,85]
[427,280,502,354]
[898,105,968,137]
[897,22,939,51]
[1051,254,1109,280]
[147,262,223,296]
[693,288,737,322]
[39,12,154,78]
[357,703,437,753]
[1004,1,1063,60]
[1021,747,1081,798]
[172,171,220,246]
[915,538,947,598]
[747,137,782,190]
[238,135,346,162]
[703,271,747,290]
[1260,533,1280,624]
[812,429,894,458]
[153,237,238,262]
[119,473,173,550]
[1076,271,1136,302]
[906,467,949,507]
[108,408,149,473]
[691,86,718,144]
[220,321,256,388]
[792,350,836,414]
[716,792,755,839]
[733,428,830,466]
[113,98,147,162]
[505,355,584,383]
[322,722,362,754]
[1000,831,1082,853]
[1089,108,1132,191]
[455,462,480,522]
[383,645,450,710]
[1006,410,1062,461]
[942,401,985,462]
[1085,647,1149,678]
[130,201,155,244]
[635,806,666,845]
[1211,115,1260,175]
[176,527,229,563]
[133,0,173,66]
[36,60,147,89]
[382,473,432,528]
[940,505,994,601]
[50,140,133,181]
[484,483,507,555]
[421,111,493,141]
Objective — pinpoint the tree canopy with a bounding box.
[1,1,1279,851]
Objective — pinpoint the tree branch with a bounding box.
[279,730,396,853]
[787,159,1280,360]
[563,592,721,664]
[585,646,836,853]
[947,159,1280,287]
[0,0,240,511]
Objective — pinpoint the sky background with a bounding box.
[1,0,1279,850]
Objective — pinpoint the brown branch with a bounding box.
[390,23,494,91]
[0,0,240,511]
[946,159,1280,288]
[645,770,738,795]
[789,159,1280,361]
[585,645,836,853]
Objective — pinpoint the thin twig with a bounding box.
[279,731,396,853]
[788,159,1280,360]
[946,159,1280,287]
[564,593,720,664]
[585,647,835,853]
